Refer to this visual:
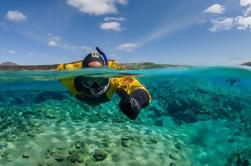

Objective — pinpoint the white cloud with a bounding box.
[240,0,251,15]
[67,0,128,15]
[209,17,233,32]
[243,6,251,15]
[104,17,126,22]
[116,0,128,5]
[204,4,225,14]
[100,21,122,31]
[116,42,137,52]
[48,34,61,47]
[235,16,251,30]
[47,33,91,52]
[8,50,17,54]
[6,10,27,22]
[240,0,251,6]
[48,41,58,47]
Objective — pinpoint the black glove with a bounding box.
[118,89,149,120]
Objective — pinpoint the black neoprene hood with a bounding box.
[82,52,106,67]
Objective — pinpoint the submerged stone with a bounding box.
[55,155,64,162]
[75,141,85,149]
[228,138,235,143]
[22,152,29,158]
[121,141,129,147]
[67,153,83,163]
[34,91,64,103]
[93,149,107,161]
[169,162,176,166]
[27,131,36,137]
[1,150,9,158]
[146,138,158,144]
[226,149,251,166]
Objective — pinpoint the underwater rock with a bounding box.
[67,153,83,163]
[69,141,88,155]
[169,162,176,166]
[120,136,129,147]
[146,137,158,144]
[0,143,7,149]
[75,141,86,149]
[226,148,251,166]
[1,150,10,158]
[27,130,36,137]
[228,138,235,143]
[166,98,200,123]
[54,154,64,162]
[93,149,107,161]
[22,152,29,158]
[13,97,24,105]
[169,153,180,161]
[34,91,64,103]
[174,142,182,150]
[121,141,129,147]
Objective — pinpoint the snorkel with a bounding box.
[96,47,108,66]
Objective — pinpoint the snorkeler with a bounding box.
[57,47,151,120]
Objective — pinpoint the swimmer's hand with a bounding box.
[118,89,149,120]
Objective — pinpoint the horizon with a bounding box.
[0,0,251,66]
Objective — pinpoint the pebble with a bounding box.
[121,137,130,142]
[27,131,36,137]
[55,155,64,162]
[22,152,29,158]
[169,162,176,166]
[175,143,182,150]
[93,149,107,161]
[67,153,83,163]
[75,141,85,149]
[121,141,129,147]
[169,154,178,161]
[1,150,9,158]
[146,138,158,144]
[227,138,235,143]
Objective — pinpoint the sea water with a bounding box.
[0,66,251,166]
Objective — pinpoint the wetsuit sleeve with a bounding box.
[111,77,151,120]
[56,61,83,96]
[56,61,83,71]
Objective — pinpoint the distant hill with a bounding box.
[0,62,18,66]
[242,62,251,66]
[0,61,58,70]
[0,61,187,70]
[122,62,188,69]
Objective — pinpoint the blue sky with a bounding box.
[0,0,251,65]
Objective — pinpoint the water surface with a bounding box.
[0,66,251,166]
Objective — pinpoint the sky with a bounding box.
[0,0,251,65]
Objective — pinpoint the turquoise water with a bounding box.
[0,66,251,166]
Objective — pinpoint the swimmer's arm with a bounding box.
[56,61,83,71]
[112,77,151,120]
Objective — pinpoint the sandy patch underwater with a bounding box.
[0,67,251,166]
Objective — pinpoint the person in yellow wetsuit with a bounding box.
[57,47,151,120]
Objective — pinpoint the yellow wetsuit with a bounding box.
[56,60,151,105]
